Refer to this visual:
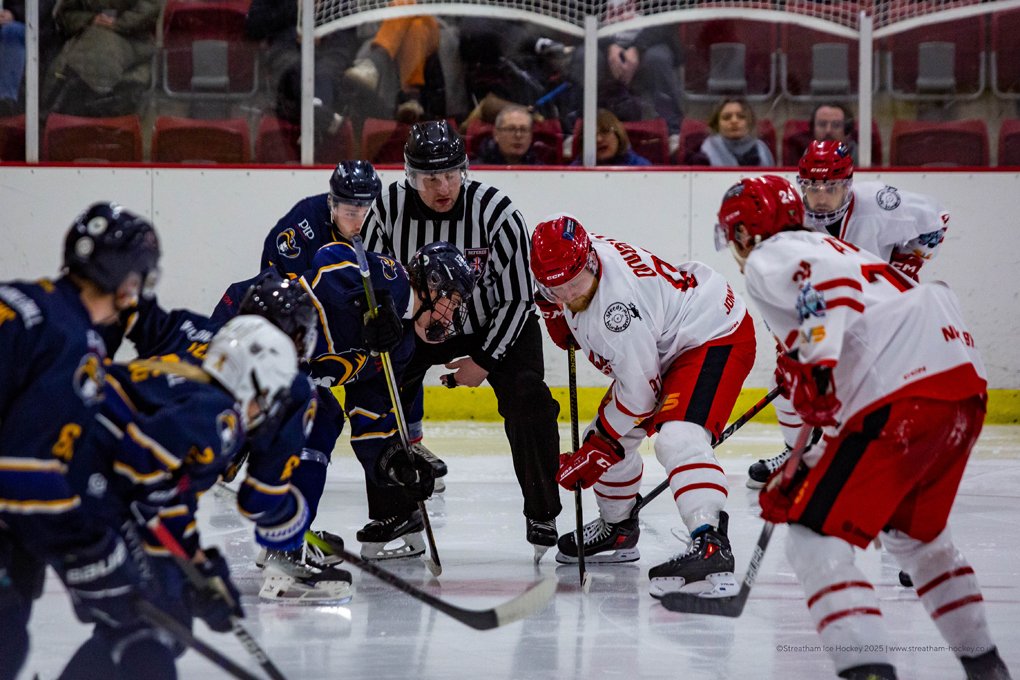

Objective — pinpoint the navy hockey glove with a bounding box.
[378,437,435,501]
[189,547,244,633]
[52,529,141,627]
[363,289,404,354]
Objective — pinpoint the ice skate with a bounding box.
[258,538,354,604]
[649,511,737,598]
[527,518,557,564]
[303,529,346,569]
[555,516,640,564]
[961,647,1013,680]
[357,509,426,560]
[746,445,791,489]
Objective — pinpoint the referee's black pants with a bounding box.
[365,314,562,525]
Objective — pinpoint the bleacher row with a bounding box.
[1,112,1015,167]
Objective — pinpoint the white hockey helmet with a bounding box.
[203,315,298,431]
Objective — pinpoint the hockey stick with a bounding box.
[567,346,589,588]
[337,543,556,630]
[659,424,813,617]
[135,600,262,680]
[351,234,442,577]
[133,508,289,680]
[630,385,782,517]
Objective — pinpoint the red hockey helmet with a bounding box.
[715,175,804,263]
[530,214,597,297]
[798,140,854,183]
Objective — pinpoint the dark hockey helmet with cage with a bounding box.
[715,175,805,259]
[329,160,382,208]
[407,241,475,342]
[239,269,319,361]
[63,201,161,295]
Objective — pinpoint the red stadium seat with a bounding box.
[991,8,1020,100]
[779,21,874,101]
[42,113,143,162]
[255,116,355,164]
[152,116,251,163]
[678,19,778,101]
[889,119,988,167]
[161,0,258,98]
[361,118,456,164]
[782,119,882,166]
[997,119,1020,166]
[882,15,986,100]
[757,119,777,164]
[678,117,711,164]
[571,118,670,165]
[0,115,26,162]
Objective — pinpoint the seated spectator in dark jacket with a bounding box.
[572,108,651,167]
[470,105,546,165]
[691,97,774,167]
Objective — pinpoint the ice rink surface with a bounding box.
[20,423,1020,679]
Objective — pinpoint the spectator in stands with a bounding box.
[343,0,441,123]
[470,104,547,165]
[0,0,25,116]
[571,108,651,167]
[811,101,859,164]
[245,0,359,144]
[41,0,160,117]
[692,97,775,167]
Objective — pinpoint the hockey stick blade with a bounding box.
[340,546,555,630]
[659,522,774,617]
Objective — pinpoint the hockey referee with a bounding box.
[362,119,562,557]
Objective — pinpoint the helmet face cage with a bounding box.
[408,243,475,342]
[328,160,381,208]
[64,202,161,296]
[239,272,319,361]
[798,141,854,229]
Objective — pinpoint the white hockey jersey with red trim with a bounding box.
[825,180,949,264]
[563,236,747,439]
[745,230,986,428]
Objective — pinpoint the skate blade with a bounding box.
[533,544,552,564]
[745,478,766,490]
[258,574,354,605]
[360,532,426,560]
[649,571,738,599]
[554,548,640,565]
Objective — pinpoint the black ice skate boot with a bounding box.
[303,529,346,569]
[259,535,354,604]
[357,509,426,560]
[962,647,1013,680]
[746,446,792,489]
[649,511,737,598]
[555,516,640,564]
[527,518,558,564]
[838,664,898,680]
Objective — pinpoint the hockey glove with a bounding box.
[758,460,809,525]
[889,250,923,282]
[775,354,841,428]
[52,529,141,628]
[379,437,435,501]
[535,291,577,351]
[189,547,244,633]
[363,289,404,354]
[556,429,624,490]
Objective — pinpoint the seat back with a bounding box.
[162,0,257,98]
[916,41,956,92]
[191,39,231,91]
[883,16,985,99]
[890,119,988,167]
[42,113,143,162]
[708,43,748,94]
[757,119,777,163]
[810,43,851,95]
[361,118,411,164]
[570,118,669,165]
[997,118,1020,166]
[0,115,26,162]
[679,19,777,99]
[991,8,1020,97]
[678,118,711,164]
[152,116,251,163]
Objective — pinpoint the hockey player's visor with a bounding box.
[713,221,731,252]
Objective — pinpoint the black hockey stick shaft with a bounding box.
[659,424,812,617]
[567,346,586,584]
[632,385,782,516]
[337,544,556,630]
[137,510,289,680]
[351,235,442,577]
[135,600,262,680]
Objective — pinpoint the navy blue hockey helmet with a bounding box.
[329,160,382,207]
[239,269,318,360]
[403,121,468,190]
[63,202,161,295]
[407,241,475,341]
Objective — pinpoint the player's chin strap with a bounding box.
[411,289,462,342]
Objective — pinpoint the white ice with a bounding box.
[21,423,1020,679]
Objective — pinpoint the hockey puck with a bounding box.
[898,570,914,588]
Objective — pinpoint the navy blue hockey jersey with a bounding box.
[261,194,337,277]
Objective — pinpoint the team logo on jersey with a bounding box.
[918,228,945,248]
[627,303,642,320]
[380,256,400,281]
[217,410,242,457]
[276,228,302,259]
[795,284,826,322]
[876,186,901,211]
[465,248,489,278]
[604,302,632,332]
[73,353,105,406]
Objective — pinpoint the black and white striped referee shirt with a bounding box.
[361,179,535,369]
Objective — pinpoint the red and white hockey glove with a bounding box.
[758,465,806,524]
[775,353,841,428]
[556,430,624,490]
[889,250,923,282]
[535,291,577,351]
